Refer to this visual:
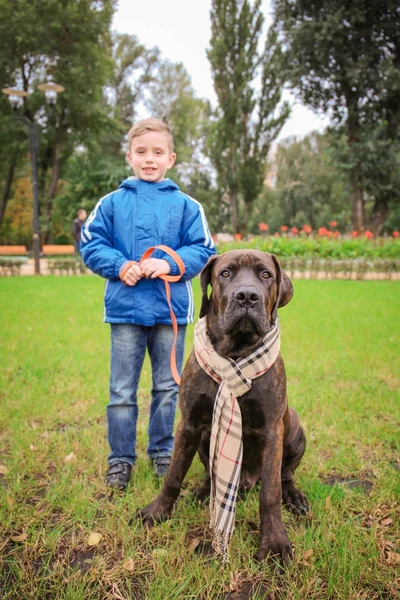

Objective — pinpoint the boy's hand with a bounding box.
[140,258,171,279]
[123,263,143,286]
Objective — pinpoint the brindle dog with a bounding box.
[136,250,309,565]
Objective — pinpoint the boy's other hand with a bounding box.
[123,263,143,286]
[140,258,171,279]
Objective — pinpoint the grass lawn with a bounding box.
[0,276,399,600]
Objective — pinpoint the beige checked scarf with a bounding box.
[194,316,281,560]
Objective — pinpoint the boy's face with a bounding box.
[127,131,176,183]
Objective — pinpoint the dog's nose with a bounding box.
[234,287,260,307]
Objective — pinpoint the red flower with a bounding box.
[280,225,288,232]
[274,232,279,237]
[329,221,337,228]
[351,231,358,237]
[318,227,328,236]
[333,231,340,238]
[302,224,312,234]
[234,233,242,241]
[291,227,299,235]
[258,222,268,232]
[393,231,399,238]
[365,230,374,239]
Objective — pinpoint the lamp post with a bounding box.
[2,82,65,275]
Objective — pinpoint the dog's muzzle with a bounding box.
[222,286,267,335]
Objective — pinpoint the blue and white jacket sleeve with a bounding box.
[80,196,128,280]
[162,197,216,280]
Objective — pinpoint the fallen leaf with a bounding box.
[7,497,15,508]
[386,551,400,565]
[379,517,392,527]
[0,465,9,475]
[324,496,331,510]
[123,557,135,571]
[64,452,77,463]
[187,536,202,552]
[30,445,36,451]
[87,531,102,546]
[303,549,314,560]
[11,532,28,542]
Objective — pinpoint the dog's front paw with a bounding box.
[256,531,293,570]
[282,480,309,515]
[133,498,172,528]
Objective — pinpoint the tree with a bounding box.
[146,60,210,167]
[207,0,289,234]
[253,131,351,233]
[273,0,400,234]
[105,33,159,156]
[0,0,116,241]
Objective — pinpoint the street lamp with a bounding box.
[2,82,65,274]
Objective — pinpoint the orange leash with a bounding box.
[120,246,186,385]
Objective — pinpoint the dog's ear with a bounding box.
[199,255,219,318]
[270,254,294,322]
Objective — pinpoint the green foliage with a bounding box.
[207,0,289,233]
[0,0,116,242]
[252,131,352,233]
[273,0,400,233]
[218,235,400,259]
[146,61,210,166]
[52,152,129,243]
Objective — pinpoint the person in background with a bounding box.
[72,208,87,254]
[80,118,215,489]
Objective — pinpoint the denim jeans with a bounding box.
[108,323,186,466]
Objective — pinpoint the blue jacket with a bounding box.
[80,177,215,325]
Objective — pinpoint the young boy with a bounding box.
[80,118,215,489]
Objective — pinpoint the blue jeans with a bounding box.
[108,323,186,466]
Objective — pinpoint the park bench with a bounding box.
[0,246,28,276]
[42,245,75,256]
[0,245,28,256]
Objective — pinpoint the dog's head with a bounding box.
[199,250,293,357]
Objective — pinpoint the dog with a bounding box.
[135,250,309,565]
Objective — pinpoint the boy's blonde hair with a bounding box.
[127,118,175,153]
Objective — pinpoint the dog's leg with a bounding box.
[257,419,293,566]
[135,421,201,527]
[281,408,309,514]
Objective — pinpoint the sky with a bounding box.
[112,0,330,142]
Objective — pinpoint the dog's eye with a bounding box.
[220,270,230,278]
[261,271,271,279]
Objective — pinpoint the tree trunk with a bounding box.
[350,170,365,232]
[0,155,17,227]
[369,197,389,236]
[230,186,239,234]
[346,104,365,232]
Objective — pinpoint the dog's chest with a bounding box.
[239,396,266,432]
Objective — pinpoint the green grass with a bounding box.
[0,276,399,600]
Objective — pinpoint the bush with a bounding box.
[218,235,400,260]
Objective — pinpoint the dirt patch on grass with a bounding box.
[320,473,374,494]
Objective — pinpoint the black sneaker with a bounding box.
[152,457,171,478]
[106,462,132,489]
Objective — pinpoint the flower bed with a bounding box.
[218,235,400,259]
[217,236,400,279]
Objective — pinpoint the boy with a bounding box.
[80,118,215,489]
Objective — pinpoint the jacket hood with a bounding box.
[118,177,180,192]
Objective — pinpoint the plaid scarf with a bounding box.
[194,316,281,560]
